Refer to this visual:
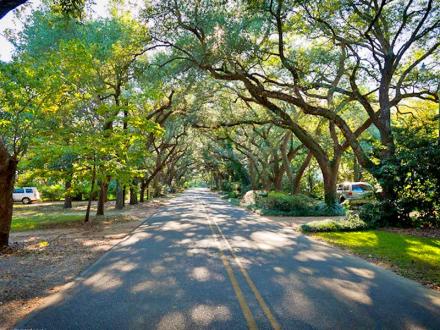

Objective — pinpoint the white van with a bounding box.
[336,182,375,204]
[13,187,41,204]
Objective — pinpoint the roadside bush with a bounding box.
[256,192,317,212]
[256,192,346,216]
[359,202,387,227]
[226,190,240,199]
[314,202,346,216]
[393,118,439,227]
[300,212,369,233]
[39,184,64,201]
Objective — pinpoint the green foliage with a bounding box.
[255,192,346,216]
[38,184,65,201]
[257,192,317,212]
[226,191,240,199]
[51,0,86,19]
[314,202,346,216]
[359,202,387,228]
[300,212,369,233]
[394,123,440,227]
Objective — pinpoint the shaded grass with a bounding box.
[314,230,440,287]
[12,213,85,231]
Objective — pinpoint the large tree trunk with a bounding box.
[247,157,258,190]
[322,167,338,206]
[129,181,138,205]
[319,154,341,207]
[84,160,96,223]
[353,155,362,181]
[152,177,160,197]
[115,181,124,210]
[273,170,283,191]
[64,177,73,209]
[293,152,313,194]
[0,145,17,247]
[139,180,147,202]
[272,152,284,191]
[96,180,108,216]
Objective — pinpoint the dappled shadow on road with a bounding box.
[20,189,440,329]
[200,191,440,329]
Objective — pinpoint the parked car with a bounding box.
[13,187,41,204]
[336,182,375,205]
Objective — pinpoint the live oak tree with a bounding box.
[0,55,70,246]
[146,0,439,215]
[1,0,438,248]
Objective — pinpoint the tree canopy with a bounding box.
[0,0,438,246]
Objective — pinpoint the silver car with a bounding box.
[337,182,375,204]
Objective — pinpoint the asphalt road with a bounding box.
[19,189,440,329]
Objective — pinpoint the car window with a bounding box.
[343,185,350,191]
[25,188,33,193]
[361,184,373,191]
[352,184,366,192]
[14,188,24,193]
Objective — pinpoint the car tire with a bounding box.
[22,197,31,205]
[339,197,345,204]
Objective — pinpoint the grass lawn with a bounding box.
[12,213,85,231]
[313,230,440,287]
[12,201,95,231]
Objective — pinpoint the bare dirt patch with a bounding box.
[0,198,167,329]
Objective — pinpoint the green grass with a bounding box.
[314,230,440,286]
[12,213,84,231]
[11,201,90,231]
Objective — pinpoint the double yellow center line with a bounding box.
[202,203,281,330]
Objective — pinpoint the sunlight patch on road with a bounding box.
[188,266,225,282]
[190,267,211,281]
[346,267,375,279]
[150,265,167,275]
[119,232,153,246]
[156,311,186,330]
[131,278,177,293]
[179,237,218,250]
[191,304,231,326]
[250,231,295,251]
[273,266,285,273]
[293,250,328,262]
[84,272,122,292]
[160,221,195,232]
[297,266,314,275]
[316,278,373,305]
[110,260,137,272]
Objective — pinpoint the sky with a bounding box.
[0,0,114,62]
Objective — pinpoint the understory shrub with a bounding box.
[256,192,346,216]
[359,202,387,227]
[257,192,317,212]
[314,202,346,216]
[226,191,240,199]
[300,212,369,233]
[39,184,64,201]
